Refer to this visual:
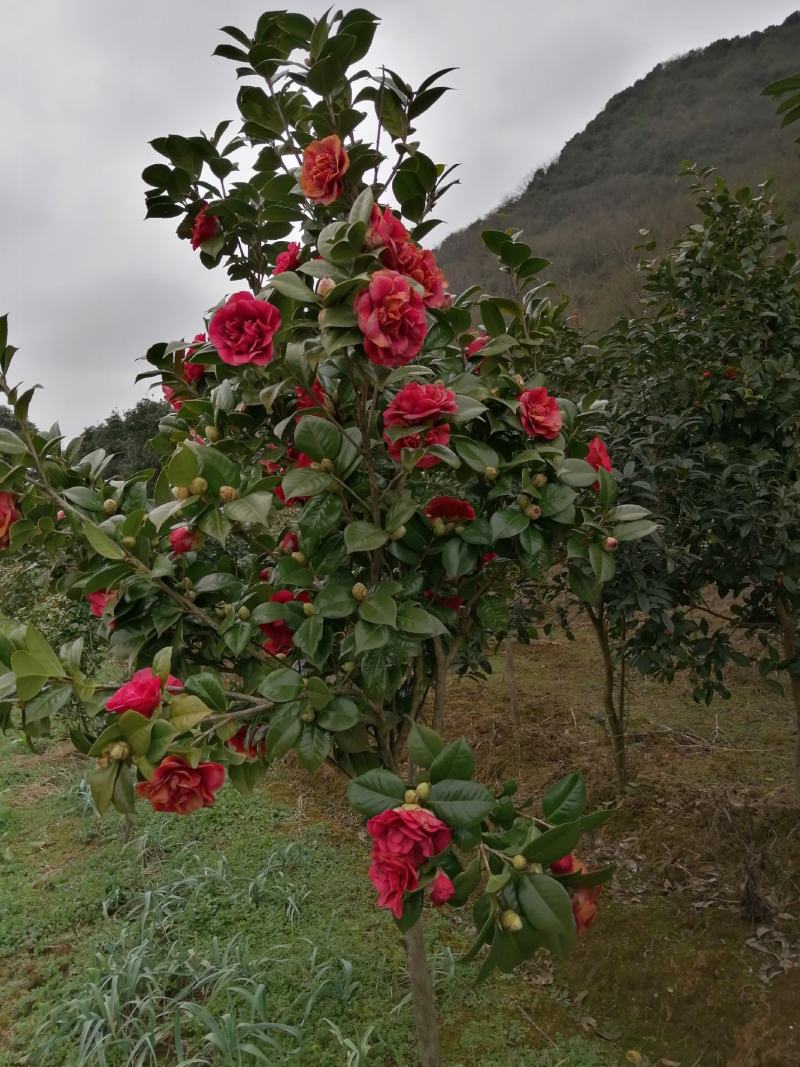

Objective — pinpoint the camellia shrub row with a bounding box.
[0,9,653,1064]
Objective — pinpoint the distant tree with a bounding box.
[80,397,168,480]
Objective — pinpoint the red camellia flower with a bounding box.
[274,242,301,275]
[279,531,299,554]
[190,202,221,250]
[424,590,464,612]
[86,589,117,623]
[479,551,498,568]
[366,204,410,252]
[585,437,612,490]
[550,853,575,876]
[181,333,207,384]
[424,496,476,524]
[0,492,21,549]
[162,384,183,412]
[384,424,450,469]
[295,380,327,412]
[259,567,272,581]
[466,333,490,360]
[518,387,562,440]
[355,270,427,368]
[136,755,225,814]
[724,366,739,380]
[367,806,452,866]
[105,667,182,717]
[169,525,198,555]
[368,853,419,919]
[702,369,712,380]
[209,292,282,367]
[567,858,602,934]
[383,382,457,429]
[366,206,449,308]
[300,134,349,205]
[259,589,311,656]
[227,726,267,761]
[430,870,455,906]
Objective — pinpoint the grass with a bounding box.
[1,622,799,1066]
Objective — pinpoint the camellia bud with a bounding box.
[416,781,431,801]
[352,582,368,602]
[484,466,498,482]
[531,473,547,489]
[404,788,418,804]
[310,461,321,471]
[454,524,465,535]
[317,276,336,299]
[512,373,525,388]
[603,536,619,552]
[122,536,137,550]
[528,861,543,874]
[219,485,239,503]
[517,494,531,511]
[342,660,357,674]
[525,504,542,521]
[511,854,528,872]
[259,567,272,581]
[237,606,251,621]
[302,601,315,616]
[291,550,307,565]
[299,707,316,723]
[187,590,197,601]
[107,741,131,762]
[189,476,208,495]
[172,486,191,500]
[215,604,228,618]
[319,457,335,473]
[432,518,447,536]
[103,498,117,516]
[389,525,406,540]
[500,910,523,932]
[204,425,221,442]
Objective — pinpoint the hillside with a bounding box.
[436,13,800,329]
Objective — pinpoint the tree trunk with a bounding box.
[586,604,628,793]
[773,593,800,799]
[431,637,447,731]
[403,917,442,1067]
[504,640,521,727]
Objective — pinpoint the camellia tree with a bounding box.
[0,10,655,1064]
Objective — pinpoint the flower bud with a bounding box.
[319,457,335,473]
[525,504,542,520]
[187,590,197,601]
[259,567,272,581]
[302,601,315,616]
[528,861,543,874]
[511,854,528,872]
[531,473,547,489]
[389,525,406,540]
[299,707,316,723]
[352,582,368,602]
[317,276,336,299]
[122,536,137,550]
[342,660,357,674]
[219,485,239,503]
[103,498,117,516]
[237,605,251,621]
[189,476,208,495]
[602,536,619,552]
[107,741,131,762]
[172,486,191,500]
[454,524,465,535]
[310,461,321,471]
[204,425,221,442]
[500,909,523,932]
[416,781,431,801]
[432,518,447,536]
[404,788,418,804]
[215,604,228,618]
[517,494,531,511]
[512,373,525,387]
[291,550,307,565]
[484,466,498,482]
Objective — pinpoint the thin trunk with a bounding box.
[431,637,447,731]
[773,593,800,798]
[586,605,627,792]
[504,640,521,727]
[403,917,442,1067]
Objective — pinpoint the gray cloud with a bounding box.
[1,0,795,433]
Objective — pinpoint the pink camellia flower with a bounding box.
[366,205,410,252]
[586,437,612,491]
[568,859,602,934]
[181,333,207,384]
[367,806,452,866]
[169,525,198,555]
[430,870,455,906]
[56,509,66,522]
[274,242,301,274]
[518,387,562,440]
[190,202,221,250]
[0,492,21,549]
[550,853,576,876]
[366,206,449,308]
[105,667,182,717]
[209,292,282,367]
[162,384,183,412]
[300,135,349,205]
[384,424,450,469]
[86,589,117,621]
[466,333,490,360]
[136,755,225,814]
[369,853,420,919]
[424,496,476,525]
[383,382,457,429]
[295,380,327,412]
[355,270,427,368]
[227,726,267,760]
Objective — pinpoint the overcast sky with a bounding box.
[1,0,796,434]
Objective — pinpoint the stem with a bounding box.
[773,592,800,799]
[402,917,442,1067]
[586,603,627,792]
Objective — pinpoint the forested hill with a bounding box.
[435,13,800,329]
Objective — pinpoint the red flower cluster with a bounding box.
[105,667,182,717]
[190,202,221,250]
[169,525,199,554]
[0,492,21,549]
[585,437,612,491]
[518,387,562,440]
[355,270,427,368]
[300,135,349,205]
[549,854,602,934]
[383,382,457,469]
[209,292,282,367]
[260,589,311,656]
[366,205,449,309]
[136,755,225,814]
[424,496,476,525]
[366,806,453,918]
[274,242,301,275]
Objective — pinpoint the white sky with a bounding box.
[1,0,796,433]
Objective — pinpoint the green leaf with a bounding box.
[169,693,213,732]
[25,686,71,724]
[224,491,273,525]
[396,605,448,638]
[611,519,658,542]
[148,498,189,531]
[476,597,509,632]
[316,696,361,732]
[522,820,583,864]
[299,493,342,540]
[558,458,598,488]
[296,723,332,770]
[24,625,67,677]
[292,615,323,658]
[198,509,232,545]
[428,779,494,828]
[83,521,125,560]
[490,509,529,541]
[260,668,304,702]
[314,581,356,619]
[265,703,302,759]
[306,676,332,710]
[589,542,616,582]
[359,592,397,627]
[442,538,479,578]
[517,874,575,936]
[542,772,587,823]
[184,672,227,712]
[267,270,319,303]
[407,721,443,767]
[347,768,406,817]
[345,521,388,553]
[429,738,475,783]
[282,467,333,499]
[294,415,342,460]
[88,762,118,815]
[395,889,424,933]
[452,437,500,472]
